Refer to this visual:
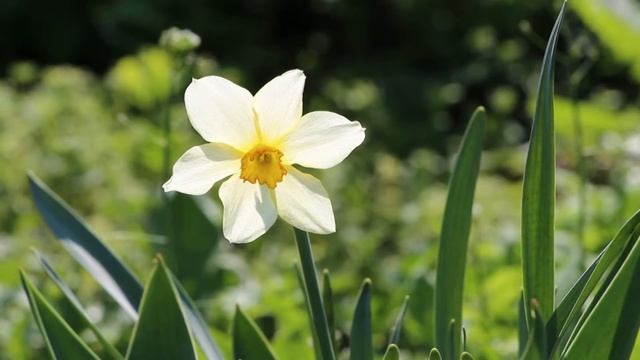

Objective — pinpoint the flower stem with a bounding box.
[293,228,336,360]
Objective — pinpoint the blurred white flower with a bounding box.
[164,69,365,243]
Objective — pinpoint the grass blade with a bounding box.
[33,251,123,360]
[294,228,336,360]
[521,1,566,322]
[322,269,337,353]
[389,295,410,346]
[563,231,640,359]
[232,306,278,360]
[350,279,373,360]
[28,173,223,359]
[435,106,486,359]
[28,173,142,319]
[126,257,196,360]
[20,271,100,360]
[382,344,400,360]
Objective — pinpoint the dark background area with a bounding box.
[1,0,599,155]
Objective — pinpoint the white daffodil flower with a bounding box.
[163,69,365,243]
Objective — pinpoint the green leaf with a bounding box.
[294,228,336,360]
[350,279,373,360]
[460,352,475,360]
[153,193,219,286]
[549,209,640,357]
[520,1,566,322]
[389,295,410,346]
[232,306,278,360]
[382,344,400,360]
[33,251,123,360]
[546,249,601,350]
[563,231,640,359]
[28,173,142,319]
[322,269,337,353]
[435,106,486,359]
[428,348,442,360]
[20,271,100,360]
[295,263,322,360]
[126,257,196,360]
[519,300,546,360]
[28,173,223,360]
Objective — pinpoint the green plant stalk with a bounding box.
[521,1,566,323]
[294,228,336,360]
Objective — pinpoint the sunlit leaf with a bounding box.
[20,271,100,360]
[521,1,566,322]
[28,173,223,360]
[435,106,486,359]
[126,257,196,360]
[428,348,442,360]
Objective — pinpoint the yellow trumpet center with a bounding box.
[240,145,287,189]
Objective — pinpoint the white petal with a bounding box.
[219,174,278,243]
[185,76,257,151]
[275,167,335,234]
[281,111,365,169]
[253,69,305,143]
[163,143,241,195]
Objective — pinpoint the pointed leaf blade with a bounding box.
[435,106,486,359]
[389,295,410,346]
[28,173,142,319]
[350,279,373,360]
[34,251,123,360]
[232,306,278,360]
[563,232,640,359]
[126,258,196,360]
[521,1,566,322]
[21,271,100,360]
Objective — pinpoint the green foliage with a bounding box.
[434,107,485,359]
[3,2,640,359]
[232,306,278,360]
[20,272,100,360]
[350,279,373,360]
[382,344,400,360]
[521,1,565,323]
[126,258,196,360]
[33,252,123,360]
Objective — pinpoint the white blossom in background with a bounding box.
[163,69,365,243]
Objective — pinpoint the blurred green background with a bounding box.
[2,0,640,358]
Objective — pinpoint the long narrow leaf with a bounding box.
[435,106,486,359]
[389,295,410,346]
[126,258,196,360]
[322,269,337,353]
[563,232,640,359]
[294,228,336,360]
[20,271,100,360]
[28,173,142,319]
[28,173,223,359]
[350,279,373,360]
[521,1,566,322]
[232,306,278,360]
[550,209,640,357]
[34,251,123,360]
